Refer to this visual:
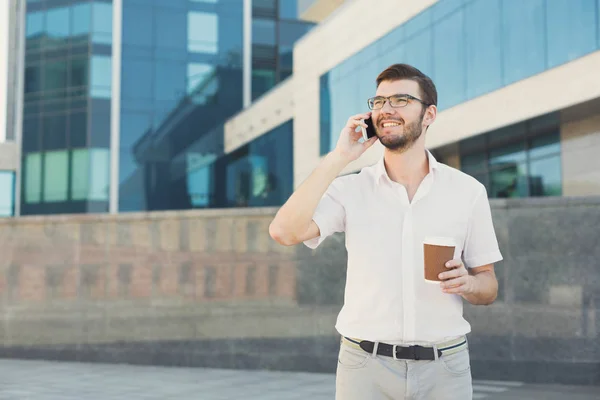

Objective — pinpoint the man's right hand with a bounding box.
[334,112,379,163]
[269,113,378,246]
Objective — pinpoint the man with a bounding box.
[269,64,503,400]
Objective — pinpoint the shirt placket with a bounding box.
[398,173,434,342]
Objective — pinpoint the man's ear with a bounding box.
[424,105,437,127]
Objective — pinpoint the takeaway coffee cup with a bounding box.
[423,237,456,283]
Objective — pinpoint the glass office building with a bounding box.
[9,0,600,216]
[18,0,313,215]
[318,0,600,198]
[21,0,113,215]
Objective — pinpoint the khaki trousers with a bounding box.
[335,337,472,400]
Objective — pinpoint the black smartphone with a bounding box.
[361,117,377,141]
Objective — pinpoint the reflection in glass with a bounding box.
[92,2,113,44]
[90,149,110,201]
[490,163,529,198]
[72,4,91,36]
[501,0,545,85]
[224,120,293,207]
[252,69,275,100]
[546,0,597,68]
[122,6,153,47]
[46,7,70,39]
[90,56,112,98]
[187,158,214,207]
[432,8,465,109]
[464,0,502,99]
[188,12,219,53]
[25,153,42,204]
[529,155,562,196]
[71,149,90,200]
[278,0,297,19]
[44,60,68,96]
[26,12,44,38]
[489,143,527,167]
[44,151,69,202]
[252,18,276,46]
[187,63,216,94]
[70,57,89,88]
[530,132,560,159]
[0,172,15,217]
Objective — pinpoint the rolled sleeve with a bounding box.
[303,179,346,249]
[462,186,503,269]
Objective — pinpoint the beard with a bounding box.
[375,110,425,152]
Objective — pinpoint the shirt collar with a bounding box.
[374,149,439,186]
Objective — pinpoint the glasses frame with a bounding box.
[367,93,432,110]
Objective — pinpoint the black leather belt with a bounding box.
[350,338,443,360]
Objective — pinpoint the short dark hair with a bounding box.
[376,64,437,106]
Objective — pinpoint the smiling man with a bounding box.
[269,64,503,400]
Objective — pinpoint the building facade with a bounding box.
[3,0,600,217]
[228,0,600,201]
[3,0,312,217]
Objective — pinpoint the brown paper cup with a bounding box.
[423,237,456,283]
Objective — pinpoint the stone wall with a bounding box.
[0,198,599,385]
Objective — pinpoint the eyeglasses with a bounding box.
[367,94,431,110]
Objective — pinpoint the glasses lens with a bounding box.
[390,96,408,107]
[369,97,384,109]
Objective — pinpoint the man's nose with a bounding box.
[380,98,395,113]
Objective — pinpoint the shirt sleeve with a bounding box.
[303,178,346,249]
[462,185,503,269]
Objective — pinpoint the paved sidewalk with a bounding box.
[0,359,598,399]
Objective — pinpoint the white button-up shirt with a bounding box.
[304,150,503,345]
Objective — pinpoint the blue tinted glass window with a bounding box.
[154,60,186,101]
[122,6,153,47]
[43,113,68,150]
[225,120,292,207]
[530,131,560,159]
[26,12,44,37]
[187,63,216,94]
[403,29,433,78]
[71,149,89,200]
[187,163,214,208]
[546,0,597,68]
[43,60,68,94]
[501,0,546,85]
[90,56,112,98]
[46,7,71,38]
[90,149,110,201]
[278,0,297,19]
[464,0,502,99]
[92,2,113,44]
[404,8,431,37]
[188,11,219,53]
[44,150,69,202]
[529,155,561,196]
[121,58,153,100]
[72,3,91,36]
[90,107,111,148]
[252,69,275,100]
[120,112,153,149]
[278,20,312,47]
[156,9,187,50]
[69,57,89,88]
[25,153,42,204]
[433,8,465,109]
[0,172,15,217]
[432,0,464,21]
[252,18,276,46]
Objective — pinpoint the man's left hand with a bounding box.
[438,259,474,296]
